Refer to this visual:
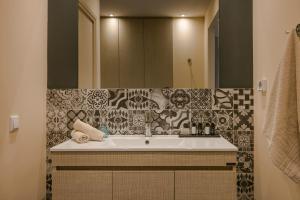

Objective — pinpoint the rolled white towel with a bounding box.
[71,130,89,144]
[73,119,104,141]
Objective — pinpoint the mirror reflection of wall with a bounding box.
[47,0,253,89]
[100,17,205,88]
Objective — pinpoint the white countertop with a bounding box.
[50,135,238,152]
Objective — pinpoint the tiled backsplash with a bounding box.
[46,88,254,200]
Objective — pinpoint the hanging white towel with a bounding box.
[263,30,300,183]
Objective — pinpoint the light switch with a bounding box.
[257,79,268,93]
[9,115,20,133]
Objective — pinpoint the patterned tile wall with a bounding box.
[46,88,254,200]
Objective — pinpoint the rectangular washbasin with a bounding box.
[50,135,238,152]
[110,136,185,148]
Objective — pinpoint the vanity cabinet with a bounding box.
[113,171,174,200]
[51,151,236,200]
[175,171,236,200]
[52,170,112,200]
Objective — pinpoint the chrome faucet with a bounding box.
[145,111,152,138]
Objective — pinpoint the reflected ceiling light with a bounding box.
[181,14,185,17]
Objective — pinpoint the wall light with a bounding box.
[177,18,189,32]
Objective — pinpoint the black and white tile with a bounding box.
[47,90,72,110]
[46,174,52,198]
[170,109,190,134]
[127,89,150,110]
[234,131,254,151]
[150,110,172,135]
[47,131,70,148]
[46,155,53,198]
[169,89,191,109]
[87,89,108,110]
[212,110,233,131]
[237,151,254,173]
[191,110,212,124]
[234,89,254,110]
[218,131,234,144]
[128,110,146,135]
[69,89,88,110]
[108,89,128,109]
[237,173,254,200]
[46,88,254,200]
[47,109,68,134]
[106,109,129,135]
[46,109,69,148]
[66,110,88,130]
[212,89,233,110]
[190,89,212,110]
[86,110,107,129]
[149,88,172,111]
[234,110,254,131]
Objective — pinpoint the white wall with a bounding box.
[173,18,205,88]
[0,0,47,199]
[253,0,300,199]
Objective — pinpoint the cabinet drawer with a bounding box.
[52,151,236,167]
[175,170,236,200]
[52,170,112,200]
[113,171,174,200]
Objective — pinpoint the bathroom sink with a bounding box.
[50,135,238,152]
[110,136,185,148]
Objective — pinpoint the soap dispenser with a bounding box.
[204,123,210,135]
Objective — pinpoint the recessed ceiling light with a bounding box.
[109,14,114,17]
[181,14,185,17]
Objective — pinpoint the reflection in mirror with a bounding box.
[48,0,253,89]
[101,17,206,88]
[99,0,212,88]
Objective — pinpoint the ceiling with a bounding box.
[100,0,212,17]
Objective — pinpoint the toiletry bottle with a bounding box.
[204,123,210,135]
[183,123,190,135]
[192,123,197,135]
[210,123,216,135]
[100,126,109,138]
[197,122,203,135]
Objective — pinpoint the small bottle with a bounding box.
[197,122,203,135]
[182,123,190,135]
[100,126,109,138]
[204,123,210,135]
[192,123,197,135]
[210,123,216,135]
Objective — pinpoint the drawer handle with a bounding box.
[226,163,236,166]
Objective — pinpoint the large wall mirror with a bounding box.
[48,0,253,89]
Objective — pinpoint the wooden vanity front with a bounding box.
[51,151,237,200]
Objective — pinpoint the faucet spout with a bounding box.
[145,123,152,137]
[145,111,152,138]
